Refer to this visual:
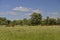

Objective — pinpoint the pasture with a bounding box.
[0,25,60,40]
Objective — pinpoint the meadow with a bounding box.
[0,25,60,40]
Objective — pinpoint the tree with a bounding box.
[19,20,24,26]
[12,20,24,25]
[23,18,28,25]
[30,12,42,25]
[56,18,60,25]
[6,20,12,27]
[49,18,56,25]
[0,17,7,25]
[44,16,50,25]
[43,16,57,25]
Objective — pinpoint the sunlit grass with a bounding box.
[0,25,60,40]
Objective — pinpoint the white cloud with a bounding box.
[0,12,5,15]
[7,11,17,15]
[0,11,17,16]
[48,12,60,18]
[0,6,41,16]
[13,6,32,12]
[13,6,41,13]
[25,13,32,16]
[32,9,41,13]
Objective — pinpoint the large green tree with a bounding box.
[30,12,42,25]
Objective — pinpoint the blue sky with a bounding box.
[0,0,60,20]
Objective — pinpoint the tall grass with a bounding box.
[0,25,60,40]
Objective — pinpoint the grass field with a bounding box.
[0,25,60,40]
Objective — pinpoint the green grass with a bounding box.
[0,25,60,40]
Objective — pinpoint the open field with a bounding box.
[0,25,60,40]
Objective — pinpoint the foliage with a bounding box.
[29,12,42,25]
[0,12,60,26]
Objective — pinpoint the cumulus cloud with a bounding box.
[0,6,41,16]
[7,11,17,15]
[13,6,32,12]
[32,9,41,13]
[0,12,5,15]
[25,13,32,16]
[0,11,17,16]
[48,12,60,18]
[13,6,41,13]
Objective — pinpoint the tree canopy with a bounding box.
[0,12,60,27]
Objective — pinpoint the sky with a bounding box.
[0,0,60,20]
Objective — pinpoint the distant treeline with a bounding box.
[0,12,60,27]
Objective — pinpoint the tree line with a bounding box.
[0,12,60,27]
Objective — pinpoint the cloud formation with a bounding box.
[48,12,60,18]
[13,6,32,12]
[32,9,41,13]
[7,11,17,15]
[13,6,41,13]
[0,11,17,16]
[0,6,41,17]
